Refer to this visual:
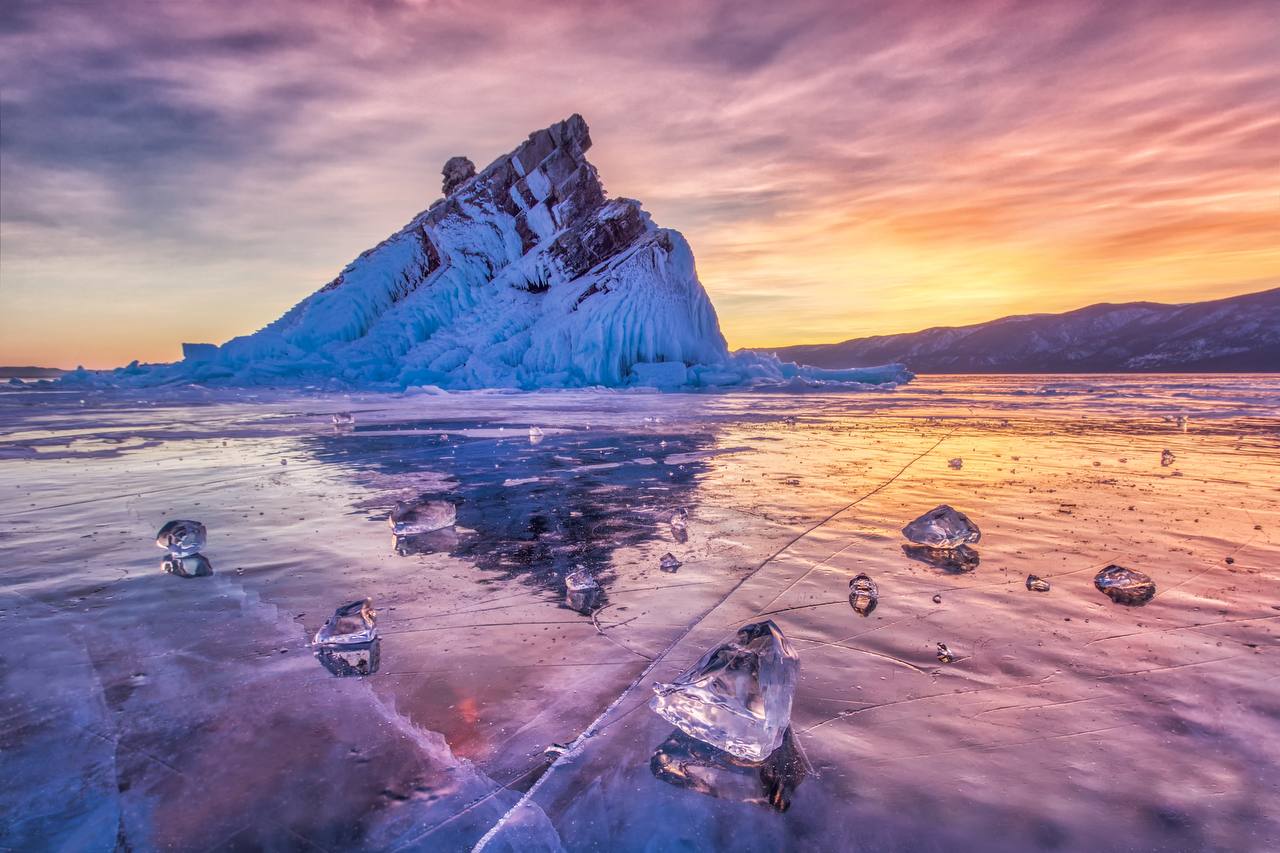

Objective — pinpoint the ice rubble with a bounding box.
[67,115,911,392]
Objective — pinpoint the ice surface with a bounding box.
[388,499,456,536]
[314,599,378,645]
[650,620,799,762]
[155,519,206,557]
[1094,564,1156,606]
[1026,574,1051,592]
[902,543,980,572]
[848,572,878,616]
[659,553,682,573]
[902,504,981,548]
[160,553,213,578]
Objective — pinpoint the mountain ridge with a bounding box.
[758,287,1280,373]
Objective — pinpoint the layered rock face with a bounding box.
[90,115,910,391]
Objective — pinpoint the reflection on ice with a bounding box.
[317,639,381,677]
[902,543,980,573]
[393,527,461,556]
[160,553,213,578]
[389,499,456,536]
[650,727,811,812]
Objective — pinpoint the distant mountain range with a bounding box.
[760,287,1280,373]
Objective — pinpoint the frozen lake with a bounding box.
[2,375,1278,851]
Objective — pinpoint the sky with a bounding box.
[1,0,1278,368]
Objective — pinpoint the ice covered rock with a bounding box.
[74,115,912,392]
[155,520,206,558]
[1094,565,1156,606]
[314,599,378,645]
[902,505,981,548]
[848,572,878,616]
[650,620,799,762]
[388,499,456,535]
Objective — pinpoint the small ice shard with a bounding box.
[388,499,456,535]
[314,599,377,646]
[902,505,980,548]
[529,426,545,445]
[650,620,799,762]
[650,727,810,812]
[848,573,878,616]
[155,519,206,557]
[1176,414,1188,432]
[932,593,943,604]
[565,568,601,613]
[317,639,380,677]
[902,544,980,573]
[1160,449,1175,467]
[671,507,689,530]
[948,458,963,470]
[161,553,213,578]
[1094,564,1156,606]
[1026,574,1051,592]
[936,643,956,663]
[660,553,682,573]
[332,412,355,426]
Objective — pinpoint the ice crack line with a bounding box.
[470,427,954,851]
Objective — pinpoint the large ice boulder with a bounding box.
[87,116,911,391]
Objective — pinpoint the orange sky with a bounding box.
[1,0,1277,368]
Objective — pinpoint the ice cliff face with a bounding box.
[86,115,910,391]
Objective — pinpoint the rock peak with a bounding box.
[441,156,475,196]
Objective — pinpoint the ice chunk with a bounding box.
[670,507,689,530]
[155,519,206,557]
[565,568,601,613]
[650,620,799,762]
[388,499,456,535]
[1026,574,1051,592]
[848,573,878,616]
[931,593,943,604]
[1160,449,1176,467]
[650,727,810,812]
[316,640,380,677]
[659,553,682,573]
[936,643,956,663]
[948,458,963,470]
[902,504,981,548]
[529,426,545,445]
[160,553,213,578]
[314,599,377,646]
[331,412,355,426]
[1094,565,1156,606]
[902,544,980,573]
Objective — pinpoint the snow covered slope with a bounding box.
[84,115,909,392]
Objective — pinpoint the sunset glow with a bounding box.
[2,0,1277,367]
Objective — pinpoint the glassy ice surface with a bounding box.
[848,572,878,616]
[1026,574,1051,592]
[387,499,456,536]
[155,519,206,557]
[3,375,1279,851]
[902,504,981,547]
[659,553,682,573]
[314,599,377,645]
[1094,564,1157,606]
[651,620,799,762]
[160,553,212,578]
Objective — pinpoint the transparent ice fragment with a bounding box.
[948,458,963,470]
[902,504,980,548]
[529,426,545,445]
[155,519,206,557]
[1160,449,1175,467]
[1094,564,1155,606]
[332,411,355,426]
[565,569,601,613]
[660,553,682,573]
[314,599,377,646]
[936,642,956,663]
[931,593,943,604]
[388,499,456,536]
[902,543,980,573]
[848,573,878,616]
[317,639,380,677]
[650,727,810,812]
[650,620,800,762]
[161,553,213,578]
[1026,574,1051,592]
[670,507,689,530]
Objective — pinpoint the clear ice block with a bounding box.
[848,573,878,616]
[155,520,206,557]
[659,553,682,573]
[1094,564,1156,606]
[388,499,456,536]
[1026,574,1051,592]
[650,620,799,762]
[565,568,601,612]
[332,412,355,426]
[314,599,377,646]
[902,504,981,548]
[1161,449,1176,467]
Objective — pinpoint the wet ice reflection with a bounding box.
[160,553,213,578]
[903,543,980,572]
[650,728,811,813]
